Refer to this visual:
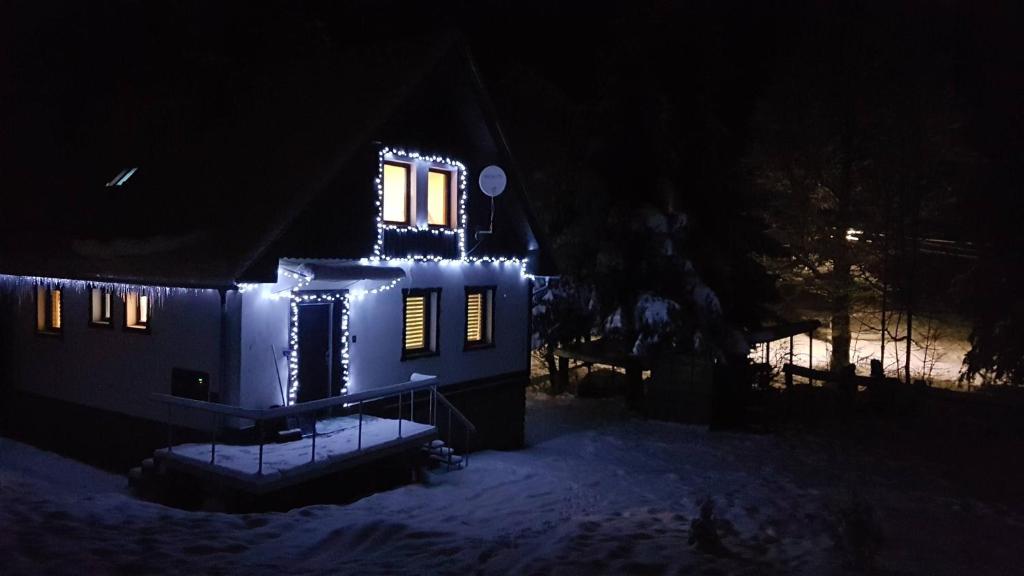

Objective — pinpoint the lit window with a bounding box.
[125,291,150,332]
[427,169,451,227]
[402,288,440,358]
[36,285,62,334]
[89,287,113,327]
[383,162,410,224]
[465,286,494,349]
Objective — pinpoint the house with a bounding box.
[0,28,553,483]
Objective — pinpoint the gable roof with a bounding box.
[0,9,552,288]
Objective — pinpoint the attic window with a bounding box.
[36,285,62,335]
[402,288,440,359]
[89,287,114,327]
[382,162,411,224]
[427,169,451,227]
[125,291,150,332]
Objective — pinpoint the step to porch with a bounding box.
[421,439,466,471]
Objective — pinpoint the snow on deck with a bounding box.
[156,415,434,491]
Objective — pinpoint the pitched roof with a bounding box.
[0,5,553,288]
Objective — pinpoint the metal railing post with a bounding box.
[167,405,173,453]
[357,401,363,451]
[210,414,218,465]
[411,389,415,423]
[257,420,264,475]
[398,391,403,438]
[310,420,317,463]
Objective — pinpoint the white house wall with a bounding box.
[346,260,529,393]
[5,286,226,427]
[239,290,290,410]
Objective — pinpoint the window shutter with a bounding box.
[466,292,483,342]
[404,295,427,350]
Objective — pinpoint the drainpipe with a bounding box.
[217,288,228,405]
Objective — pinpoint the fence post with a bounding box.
[358,401,363,451]
[398,391,403,438]
[808,331,814,385]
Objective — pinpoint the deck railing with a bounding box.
[431,388,477,469]
[152,374,448,475]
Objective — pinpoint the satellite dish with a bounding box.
[479,165,507,197]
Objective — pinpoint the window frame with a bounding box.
[463,285,496,351]
[35,284,63,336]
[401,287,441,360]
[123,290,151,334]
[382,161,413,225]
[426,168,453,229]
[89,287,115,328]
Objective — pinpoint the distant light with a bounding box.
[845,228,863,242]
[106,167,138,187]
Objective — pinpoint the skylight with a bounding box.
[106,167,138,187]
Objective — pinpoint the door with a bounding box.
[296,302,333,403]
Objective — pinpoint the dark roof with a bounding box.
[0,6,552,287]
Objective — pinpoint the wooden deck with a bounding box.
[154,415,436,494]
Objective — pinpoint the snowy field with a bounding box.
[755,309,975,388]
[3,391,1023,575]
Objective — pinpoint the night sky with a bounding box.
[2,0,1023,321]
[2,1,1020,237]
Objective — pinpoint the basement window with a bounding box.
[427,169,452,227]
[402,288,440,359]
[36,285,62,335]
[464,286,495,349]
[124,291,151,332]
[89,287,114,327]
[382,162,411,224]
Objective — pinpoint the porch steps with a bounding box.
[128,457,167,497]
[422,439,465,471]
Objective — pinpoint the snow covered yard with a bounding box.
[3,391,1024,575]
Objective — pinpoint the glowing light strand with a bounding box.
[374,146,468,260]
[0,273,206,305]
[288,291,351,405]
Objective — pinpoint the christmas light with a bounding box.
[374,146,468,260]
[288,291,350,405]
[0,274,206,305]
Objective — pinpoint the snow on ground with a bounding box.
[2,391,1023,575]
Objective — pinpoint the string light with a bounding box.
[0,274,206,305]
[374,146,468,260]
[288,291,350,405]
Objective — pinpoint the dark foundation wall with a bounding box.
[2,390,207,472]
[440,370,527,451]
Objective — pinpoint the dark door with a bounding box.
[297,302,333,403]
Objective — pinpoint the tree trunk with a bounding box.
[544,349,560,395]
[830,252,853,371]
